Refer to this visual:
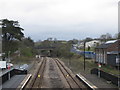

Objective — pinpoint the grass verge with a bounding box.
[12,56,34,65]
[60,57,119,75]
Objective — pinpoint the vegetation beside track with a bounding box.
[60,57,119,75]
[1,19,36,64]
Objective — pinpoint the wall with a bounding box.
[91,68,120,86]
[0,69,27,85]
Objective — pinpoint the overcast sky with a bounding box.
[0,0,119,41]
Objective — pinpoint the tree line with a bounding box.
[1,19,118,60]
[0,19,35,61]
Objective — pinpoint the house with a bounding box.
[77,41,84,49]
[95,40,120,66]
[85,40,101,48]
[78,40,101,49]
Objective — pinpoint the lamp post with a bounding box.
[84,41,86,71]
[8,51,11,80]
[18,49,21,68]
[117,39,120,89]
[8,51,11,62]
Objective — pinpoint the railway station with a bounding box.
[0,0,119,89]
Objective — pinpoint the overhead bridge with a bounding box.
[35,46,55,50]
[35,47,55,57]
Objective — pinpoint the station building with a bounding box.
[95,40,120,66]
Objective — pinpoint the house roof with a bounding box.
[105,40,117,44]
[96,40,119,49]
[95,43,113,49]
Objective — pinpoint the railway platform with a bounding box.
[77,72,118,90]
[1,75,26,89]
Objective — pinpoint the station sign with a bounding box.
[0,61,6,68]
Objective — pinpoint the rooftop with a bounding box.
[105,40,117,44]
[96,40,118,49]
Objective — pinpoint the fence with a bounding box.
[91,68,120,86]
[0,69,27,85]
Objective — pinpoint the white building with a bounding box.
[85,40,101,48]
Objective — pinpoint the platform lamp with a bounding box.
[117,36,120,89]
[117,2,120,89]
[83,41,86,71]
[8,51,11,80]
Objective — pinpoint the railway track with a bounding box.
[54,58,83,90]
[23,57,87,89]
[29,57,46,89]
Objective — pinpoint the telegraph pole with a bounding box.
[84,41,86,71]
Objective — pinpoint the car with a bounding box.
[19,64,28,70]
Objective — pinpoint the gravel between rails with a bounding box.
[25,57,87,89]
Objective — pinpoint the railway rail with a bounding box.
[29,57,46,89]
[54,58,84,90]
[23,57,89,89]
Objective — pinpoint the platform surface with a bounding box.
[2,75,26,89]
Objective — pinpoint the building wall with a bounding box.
[95,48,107,64]
[95,40,120,66]
[107,54,118,66]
